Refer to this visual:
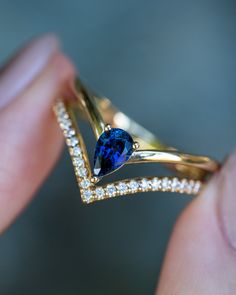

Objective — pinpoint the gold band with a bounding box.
[54,78,220,203]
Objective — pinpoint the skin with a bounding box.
[1,35,236,295]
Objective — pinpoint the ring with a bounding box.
[54,78,220,203]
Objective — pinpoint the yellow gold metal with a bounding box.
[91,176,99,184]
[53,78,220,203]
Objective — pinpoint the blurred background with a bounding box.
[0,0,236,294]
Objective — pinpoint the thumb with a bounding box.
[156,151,236,294]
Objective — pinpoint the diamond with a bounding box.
[186,180,195,194]
[71,146,82,157]
[73,157,84,168]
[151,177,160,190]
[193,181,201,194]
[95,187,105,199]
[60,119,72,130]
[76,167,87,177]
[55,107,66,117]
[59,113,69,122]
[117,182,128,194]
[171,178,180,192]
[83,189,93,202]
[93,128,134,177]
[67,137,79,147]
[80,178,91,189]
[129,180,139,192]
[106,184,116,197]
[65,128,76,138]
[140,178,149,191]
[161,177,170,191]
[179,179,187,193]
[55,101,65,114]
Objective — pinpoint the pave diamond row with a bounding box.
[54,101,90,187]
[54,101,203,204]
[80,177,202,203]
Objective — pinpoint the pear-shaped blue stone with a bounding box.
[93,128,134,177]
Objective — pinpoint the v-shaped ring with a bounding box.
[53,79,219,203]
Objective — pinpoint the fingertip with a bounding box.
[51,52,76,87]
[0,34,60,108]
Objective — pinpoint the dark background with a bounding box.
[0,0,236,294]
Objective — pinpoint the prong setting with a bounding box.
[133,141,140,150]
[104,124,112,132]
[91,176,99,184]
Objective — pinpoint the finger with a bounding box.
[0,34,59,108]
[0,35,75,232]
[156,152,236,294]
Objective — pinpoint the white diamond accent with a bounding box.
[95,187,105,199]
[76,167,87,177]
[171,177,179,192]
[54,102,65,114]
[179,179,187,193]
[186,180,194,194]
[151,177,160,190]
[193,181,201,194]
[106,184,116,197]
[73,157,84,168]
[71,146,82,157]
[60,119,72,130]
[80,178,91,189]
[129,180,139,192]
[161,177,170,191]
[83,190,93,202]
[140,178,149,191]
[67,137,79,147]
[65,128,76,138]
[117,182,128,194]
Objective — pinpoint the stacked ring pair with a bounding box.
[54,79,219,204]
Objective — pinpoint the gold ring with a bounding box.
[54,78,220,203]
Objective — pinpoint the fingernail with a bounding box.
[218,151,236,249]
[0,34,59,109]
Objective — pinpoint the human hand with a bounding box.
[156,154,236,294]
[1,35,235,295]
[0,34,75,231]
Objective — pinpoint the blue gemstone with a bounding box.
[93,128,134,177]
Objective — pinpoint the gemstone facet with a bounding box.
[93,128,134,177]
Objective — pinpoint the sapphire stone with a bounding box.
[93,128,134,177]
